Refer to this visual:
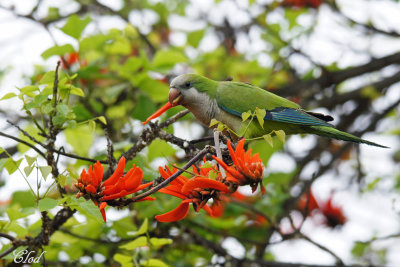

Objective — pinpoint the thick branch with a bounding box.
[279,52,400,96]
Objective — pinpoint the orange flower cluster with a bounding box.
[155,165,230,222]
[213,139,265,194]
[75,138,267,223]
[76,157,154,222]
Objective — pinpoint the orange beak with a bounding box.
[142,88,182,125]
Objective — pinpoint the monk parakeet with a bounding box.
[143,74,386,148]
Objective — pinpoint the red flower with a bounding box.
[76,157,154,222]
[282,0,322,8]
[209,190,251,218]
[320,197,347,228]
[213,139,265,194]
[297,189,319,216]
[60,52,81,69]
[155,165,230,222]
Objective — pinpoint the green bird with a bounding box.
[143,74,386,148]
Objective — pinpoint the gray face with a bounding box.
[169,75,199,106]
[170,74,194,92]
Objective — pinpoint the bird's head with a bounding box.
[142,74,217,125]
[169,74,217,106]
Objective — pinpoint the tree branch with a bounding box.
[131,147,209,202]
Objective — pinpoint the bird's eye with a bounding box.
[184,82,191,88]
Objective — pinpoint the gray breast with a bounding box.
[182,88,218,126]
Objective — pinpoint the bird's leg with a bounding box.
[213,129,226,178]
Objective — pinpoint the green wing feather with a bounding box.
[216,82,330,127]
[216,81,300,111]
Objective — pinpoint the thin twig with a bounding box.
[300,232,345,266]
[0,245,18,258]
[158,109,190,128]
[0,131,46,158]
[104,121,115,169]
[189,136,214,144]
[0,233,16,241]
[6,120,46,148]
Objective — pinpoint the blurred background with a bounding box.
[0,0,399,266]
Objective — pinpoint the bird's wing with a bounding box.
[216,82,333,127]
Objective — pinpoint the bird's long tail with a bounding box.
[309,126,388,148]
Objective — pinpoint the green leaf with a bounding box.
[209,119,219,127]
[10,191,36,208]
[131,94,157,121]
[43,102,54,114]
[68,197,103,223]
[39,71,56,85]
[120,236,147,250]
[106,104,128,119]
[361,86,381,100]
[128,218,148,237]
[200,162,213,169]
[56,103,69,116]
[114,253,133,266]
[152,49,188,70]
[255,107,266,128]
[187,30,205,48]
[208,170,217,180]
[352,241,369,258]
[138,77,169,102]
[17,124,45,154]
[1,92,17,100]
[20,85,39,97]
[6,222,28,237]
[364,177,382,192]
[217,123,226,132]
[38,198,58,212]
[274,130,286,143]
[64,125,94,156]
[58,174,72,187]
[149,237,173,247]
[6,205,34,221]
[241,110,252,122]
[39,166,52,181]
[97,116,107,125]
[25,94,48,110]
[24,165,34,177]
[140,259,170,267]
[69,86,85,97]
[5,158,23,175]
[61,15,92,40]
[285,9,303,30]
[147,140,176,162]
[249,139,283,165]
[41,44,75,60]
[263,134,273,147]
[88,120,96,132]
[0,158,7,172]
[263,171,295,186]
[105,37,131,55]
[47,6,60,20]
[25,155,37,167]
